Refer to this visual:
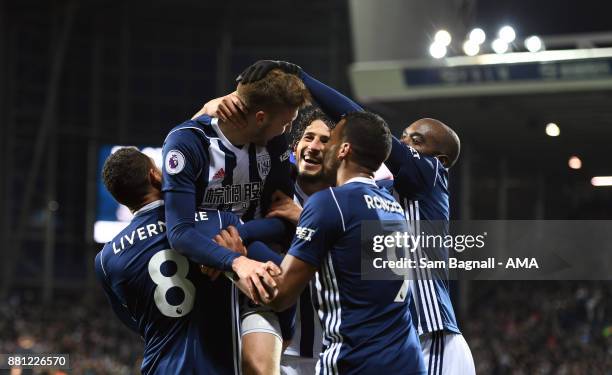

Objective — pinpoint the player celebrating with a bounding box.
[236,60,474,374]
[245,111,426,374]
[162,66,309,375]
[94,147,281,374]
[273,107,333,374]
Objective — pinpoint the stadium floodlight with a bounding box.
[491,39,509,54]
[499,25,516,43]
[568,156,582,170]
[545,122,560,137]
[463,40,480,56]
[524,35,544,52]
[591,176,612,186]
[434,30,452,46]
[429,42,447,59]
[468,28,486,44]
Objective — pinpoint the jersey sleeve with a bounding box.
[94,251,139,334]
[162,129,206,194]
[385,135,441,195]
[287,189,342,268]
[300,71,364,122]
[165,191,240,271]
[237,217,293,245]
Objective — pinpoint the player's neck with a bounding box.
[296,177,329,197]
[336,163,373,186]
[217,120,249,146]
[131,192,163,213]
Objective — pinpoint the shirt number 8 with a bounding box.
[148,249,196,317]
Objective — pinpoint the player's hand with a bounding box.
[217,92,248,128]
[192,92,248,128]
[266,190,303,225]
[236,60,302,84]
[204,226,247,281]
[231,257,281,304]
[214,226,247,256]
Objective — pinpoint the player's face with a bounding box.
[402,121,440,157]
[294,120,331,178]
[253,107,298,146]
[322,120,346,182]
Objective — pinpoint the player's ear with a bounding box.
[150,168,162,190]
[254,111,266,126]
[337,143,350,160]
[436,154,450,168]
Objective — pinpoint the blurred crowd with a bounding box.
[0,290,141,375]
[1,282,611,374]
[465,281,612,374]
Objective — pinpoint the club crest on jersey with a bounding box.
[165,150,185,175]
[257,153,271,177]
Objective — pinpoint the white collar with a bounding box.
[210,117,245,153]
[133,200,164,216]
[344,176,377,186]
[295,182,310,202]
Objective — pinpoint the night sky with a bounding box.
[476,0,612,36]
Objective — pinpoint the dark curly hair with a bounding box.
[290,105,335,149]
[102,147,154,210]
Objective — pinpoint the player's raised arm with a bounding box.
[237,60,364,122]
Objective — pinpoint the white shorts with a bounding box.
[280,354,317,375]
[420,332,475,375]
[240,309,282,341]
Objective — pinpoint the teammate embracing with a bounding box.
[162,67,309,374]
[95,147,282,374]
[233,60,475,374]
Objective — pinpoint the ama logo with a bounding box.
[165,150,185,175]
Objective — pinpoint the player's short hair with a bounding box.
[102,147,153,209]
[443,127,461,168]
[341,111,391,171]
[237,69,310,112]
[290,105,335,149]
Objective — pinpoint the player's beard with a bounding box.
[321,144,341,186]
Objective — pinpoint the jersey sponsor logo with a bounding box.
[257,153,271,177]
[212,168,226,180]
[203,182,262,206]
[165,149,186,175]
[296,226,316,241]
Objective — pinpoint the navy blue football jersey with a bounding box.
[381,136,460,335]
[284,183,323,359]
[162,115,292,221]
[288,178,425,375]
[95,201,242,375]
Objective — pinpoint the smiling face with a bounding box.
[294,120,332,180]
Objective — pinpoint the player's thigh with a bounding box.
[420,331,475,375]
[280,355,317,375]
[241,311,282,375]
